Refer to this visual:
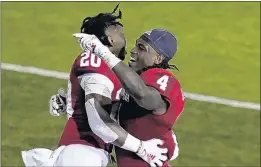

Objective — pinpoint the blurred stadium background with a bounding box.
[1,2,260,166]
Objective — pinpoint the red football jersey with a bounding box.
[58,51,122,152]
[115,68,185,167]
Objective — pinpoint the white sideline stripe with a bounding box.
[1,63,69,80]
[1,62,260,111]
[184,92,260,111]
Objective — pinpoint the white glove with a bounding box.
[73,33,116,65]
[49,88,67,116]
[136,139,168,167]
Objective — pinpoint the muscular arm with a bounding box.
[111,63,167,111]
[85,94,130,147]
[78,73,141,152]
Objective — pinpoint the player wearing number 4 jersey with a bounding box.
[74,28,185,167]
[21,5,170,167]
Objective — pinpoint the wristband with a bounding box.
[102,52,121,69]
[121,134,141,153]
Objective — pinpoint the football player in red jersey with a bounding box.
[21,5,168,167]
[73,28,185,167]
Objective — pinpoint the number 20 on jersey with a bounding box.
[80,52,101,67]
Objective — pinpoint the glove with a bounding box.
[136,139,168,167]
[73,33,114,61]
[49,88,67,116]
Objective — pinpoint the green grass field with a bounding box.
[1,2,260,166]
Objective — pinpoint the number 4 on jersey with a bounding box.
[156,75,169,91]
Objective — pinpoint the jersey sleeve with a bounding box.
[141,68,185,127]
[140,68,180,102]
[78,73,114,99]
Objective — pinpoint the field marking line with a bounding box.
[1,62,260,111]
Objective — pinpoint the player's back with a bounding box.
[115,68,185,167]
[58,51,122,152]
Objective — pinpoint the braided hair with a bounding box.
[137,61,178,75]
[136,57,179,75]
[152,59,179,70]
[80,3,123,47]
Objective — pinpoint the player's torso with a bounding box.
[116,68,185,165]
[116,97,176,164]
[58,51,122,152]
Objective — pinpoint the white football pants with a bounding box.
[55,144,109,166]
[21,144,109,167]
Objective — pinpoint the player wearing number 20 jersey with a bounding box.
[58,50,121,152]
[53,6,135,166]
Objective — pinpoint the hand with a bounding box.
[136,139,168,167]
[49,88,67,116]
[73,33,114,61]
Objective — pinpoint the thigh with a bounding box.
[55,144,109,166]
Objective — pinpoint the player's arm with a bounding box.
[85,93,138,148]
[79,73,153,153]
[111,63,167,111]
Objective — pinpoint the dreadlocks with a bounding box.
[154,59,179,70]
[80,3,123,47]
[137,58,179,75]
